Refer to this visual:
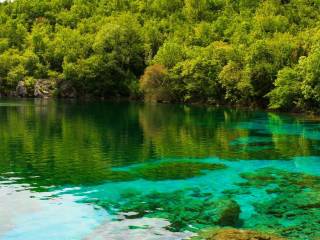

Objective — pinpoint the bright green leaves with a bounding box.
[0,38,9,53]
[183,0,209,21]
[299,48,320,106]
[57,13,145,96]
[7,64,27,87]
[219,62,252,104]
[93,13,143,68]
[153,41,186,68]
[0,20,27,49]
[268,47,320,111]
[91,13,144,94]
[268,67,302,110]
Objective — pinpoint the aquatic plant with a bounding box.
[96,189,240,232]
[132,161,227,181]
[102,171,138,182]
[236,168,320,240]
[105,161,228,183]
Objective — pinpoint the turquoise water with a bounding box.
[0,99,320,239]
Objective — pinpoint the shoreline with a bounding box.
[1,96,320,118]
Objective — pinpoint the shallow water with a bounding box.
[0,99,320,239]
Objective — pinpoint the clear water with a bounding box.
[0,99,320,240]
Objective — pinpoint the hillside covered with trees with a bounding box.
[0,0,320,111]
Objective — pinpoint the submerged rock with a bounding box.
[195,227,285,240]
[211,199,241,226]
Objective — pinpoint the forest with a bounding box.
[0,0,320,111]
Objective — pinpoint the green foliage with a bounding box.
[0,38,9,53]
[153,41,186,68]
[219,61,253,104]
[269,46,320,111]
[7,64,26,87]
[183,0,209,21]
[172,42,231,102]
[268,67,301,110]
[97,189,240,232]
[299,48,320,105]
[0,0,319,110]
[1,19,27,49]
[24,76,36,93]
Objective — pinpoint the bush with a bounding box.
[268,67,302,110]
[219,62,253,104]
[7,64,27,87]
[139,64,172,102]
[24,76,36,95]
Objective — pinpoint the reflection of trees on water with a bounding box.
[138,104,320,161]
[0,100,319,189]
[139,104,249,158]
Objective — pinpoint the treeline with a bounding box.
[0,0,320,111]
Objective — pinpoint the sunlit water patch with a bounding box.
[0,184,108,240]
[1,100,320,239]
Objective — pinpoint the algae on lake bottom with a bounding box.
[95,188,240,232]
[88,167,320,239]
[87,161,228,184]
[131,161,227,181]
[234,168,320,240]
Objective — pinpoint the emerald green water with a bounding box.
[1,99,320,239]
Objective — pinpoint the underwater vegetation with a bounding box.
[94,188,240,232]
[90,167,320,239]
[131,162,227,181]
[107,161,227,183]
[103,161,227,183]
[0,160,227,192]
[234,168,320,240]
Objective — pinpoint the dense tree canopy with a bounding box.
[0,0,320,111]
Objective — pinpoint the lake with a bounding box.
[1,99,320,240]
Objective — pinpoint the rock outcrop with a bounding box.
[197,228,285,240]
[16,81,27,97]
[34,79,57,98]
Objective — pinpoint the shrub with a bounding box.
[140,64,172,102]
[267,67,302,110]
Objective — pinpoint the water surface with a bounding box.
[0,99,320,239]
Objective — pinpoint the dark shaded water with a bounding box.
[1,99,320,239]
